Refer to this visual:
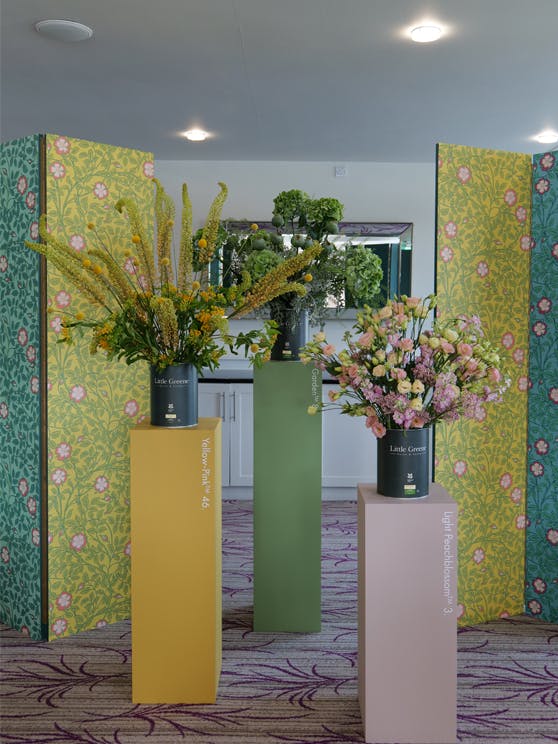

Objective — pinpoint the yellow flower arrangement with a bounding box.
[26,180,319,372]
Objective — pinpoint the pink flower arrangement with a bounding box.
[301,294,510,438]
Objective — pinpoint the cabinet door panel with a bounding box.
[321,387,375,487]
[229,384,253,487]
[199,384,230,487]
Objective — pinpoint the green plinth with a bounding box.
[253,362,322,631]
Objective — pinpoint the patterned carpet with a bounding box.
[1,500,558,744]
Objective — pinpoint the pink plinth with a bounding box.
[358,483,458,744]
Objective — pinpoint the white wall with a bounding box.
[155,160,436,299]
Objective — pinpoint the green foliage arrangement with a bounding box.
[225,189,383,328]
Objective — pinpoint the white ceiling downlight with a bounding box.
[182,129,210,142]
[533,129,558,145]
[410,25,442,43]
[35,20,94,42]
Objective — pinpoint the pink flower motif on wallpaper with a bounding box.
[137,274,149,290]
[546,528,558,545]
[536,297,552,314]
[540,152,556,170]
[26,497,37,517]
[25,345,37,363]
[515,515,526,529]
[124,399,139,417]
[476,261,489,277]
[49,162,66,180]
[17,175,28,194]
[473,548,485,564]
[51,468,67,486]
[515,206,527,223]
[532,320,547,337]
[49,316,63,334]
[534,177,550,195]
[48,531,53,544]
[534,438,549,455]
[473,406,487,422]
[444,221,458,239]
[549,387,558,403]
[18,478,29,497]
[17,327,28,346]
[512,348,524,365]
[70,532,87,551]
[94,476,109,493]
[53,136,71,155]
[0,402,9,419]
[143,161,155,178]
[453,460,467,477]
[499,472,512,489]
[93,181,109,199]
[440,245,454,263]
[20,625,30,637]
[123,257,136,275]
[70,385,86,402]
[533,578,547,594]
[518,376,530,392]
[530,461,544,477]
[69,234,85,252]
[55,290,71,308]
[51,618,67,636]
[528,599,542,615]
[510,487,522,504]
[55,442,72,460]
[30,221,39,239]
[123,540,131,557]
[56,592,72,610]
[552,244,558,260]
[31,528,40,546]
[1,546,10,563]
[0,255,8,272]
[503,189,517,206]
[25,191,36,209]
[457,166,471,184]
[96,619,108,628]
[501,332,515,349]
[456,604,465,620]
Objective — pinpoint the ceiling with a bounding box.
[1,0,558,163]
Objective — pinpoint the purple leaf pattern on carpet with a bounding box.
[1,501,558,743]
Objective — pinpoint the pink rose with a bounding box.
[371,421,386,438]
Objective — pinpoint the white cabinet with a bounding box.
[321,385,376,488]
[198,382,253,487]
[199,379,374,494]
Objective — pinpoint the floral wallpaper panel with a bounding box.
[0,135,43,639]
[525,150,558,621]
[45,135,153,639]
[435,143,531,626]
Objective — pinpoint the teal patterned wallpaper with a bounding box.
[0,135,43,639]
[525,151,558,621]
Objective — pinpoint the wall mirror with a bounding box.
[225,221,413,318]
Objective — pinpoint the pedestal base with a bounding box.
[358,482,457,744]
[253,363,322,631]
[130,418,222,703]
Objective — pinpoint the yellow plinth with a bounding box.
[130,418,222,703]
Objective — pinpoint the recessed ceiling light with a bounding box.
[533,129,558,145]
[410,25,442,43]
[35,19,93,42]
[182,129,210,142]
